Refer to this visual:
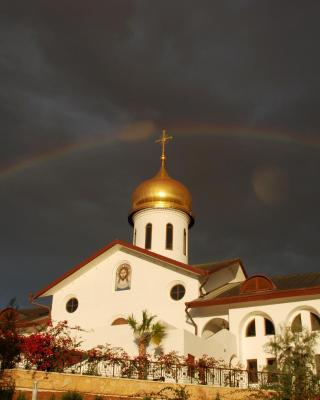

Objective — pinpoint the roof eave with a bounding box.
[32,239,206,300]
[186,285,320,308]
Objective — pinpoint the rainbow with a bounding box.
[0,134,117,181]
[0,123,318,181]
[171,122,320,148]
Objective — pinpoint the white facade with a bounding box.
[38,241,250,361]
[190,296,320,370]
[36,229,320,371]
[40,235,320,369]
[46,243,199,353]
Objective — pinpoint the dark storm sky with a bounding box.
[1,1,320,308]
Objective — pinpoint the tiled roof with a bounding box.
[32,240,248,300]
[0,307,50,329]
[17,307,50,321]
[193,258,247,276]
[272,272,320,290]
[186,272,320,308]
[32,240,208,299]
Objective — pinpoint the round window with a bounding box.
[66,297,78,313]
[170,284,186,301]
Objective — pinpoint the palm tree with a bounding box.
[127,310,166,359]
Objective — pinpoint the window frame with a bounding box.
[245,319,256,337]
[264,318,275,336]
[247,359,258,383]
[170,284,186,301]
[66,297,78,313]
[166,223,173,250]
[311,313,320,331]
[291,313,302,333]
[145,223,152,250]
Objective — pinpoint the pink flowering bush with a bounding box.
[21,321,82,371]
[84,344,130,376]
[0,308,22,369]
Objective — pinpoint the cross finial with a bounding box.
[155,129,173,167]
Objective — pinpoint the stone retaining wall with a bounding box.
[4,369,268,400]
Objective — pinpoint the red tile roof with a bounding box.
[32,240,209,299]
[186,272,320,308]
[32,240,247,301]
[0,307,50,329]
[194,258,248,277]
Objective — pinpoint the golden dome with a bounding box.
[128,164,194,226]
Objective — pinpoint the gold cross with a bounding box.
[155,129,173,166]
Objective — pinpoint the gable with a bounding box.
[33,240,205,299]
[199,259,247,295]
[47,245,200,335]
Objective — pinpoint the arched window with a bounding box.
[111,318,128,326]
[246,319,256,337]
[264,318,275,335]
[166,223,173,250]
[133,229,137,246]
[291,314,302,332]
[145,223,152,249]
[183,229,187,256]
[311,313,320,331]
[202,318,229,339]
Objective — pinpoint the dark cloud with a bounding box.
[0,0,320,307]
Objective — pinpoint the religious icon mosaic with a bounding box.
[115,263,131,291]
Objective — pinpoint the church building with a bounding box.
[24,131,320,373]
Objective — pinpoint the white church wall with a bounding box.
[230,265,247,283]
[286,306,320,355]
[49,247,200,351]
[201,263,246,295]
[196,314,230,338]
[74,324,186,356]
[202,269,234,294]
[132,208,190,263]
[183,329,237,361]
[191,304,230,336]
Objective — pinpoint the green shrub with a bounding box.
[0,379,15,400]
[0,387,15,400]
[158,385,190,400]
[16,393,26,400]
[61,392,83,400]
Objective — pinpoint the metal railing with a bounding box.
[60,359,280,388]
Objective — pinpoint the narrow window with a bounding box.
[247,359,258,383]
[266,358,277,383]
[265,318,275,335]
[291,314,302,332]
[246,319,256,337]
[311,313,320,331]
[133,229,137,246]
[183,229,187,256]
[145,223,152,250]
[166,223,173,250]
